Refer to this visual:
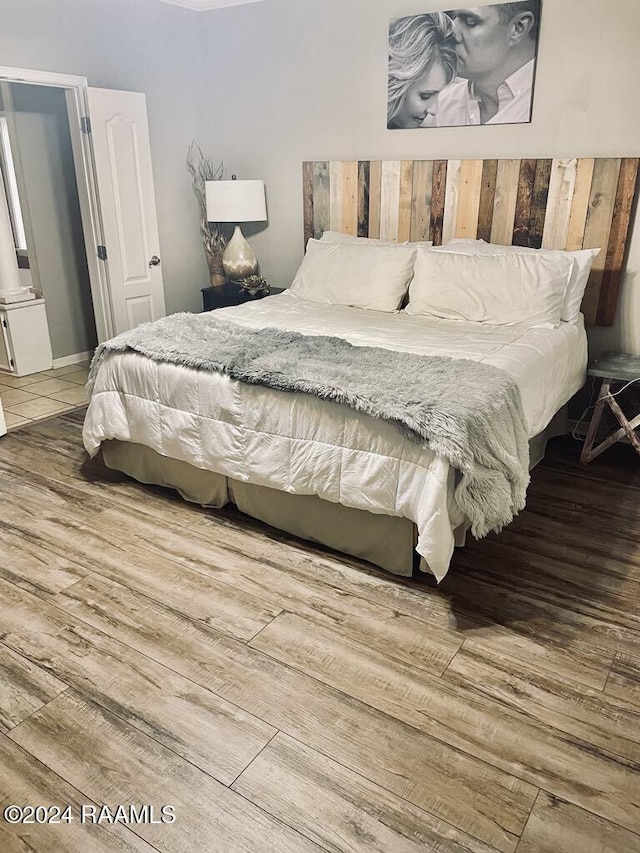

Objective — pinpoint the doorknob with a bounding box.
[148,255,161,267]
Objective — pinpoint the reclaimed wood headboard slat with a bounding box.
[302,157,639,326]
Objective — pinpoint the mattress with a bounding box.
[83,293,587,581]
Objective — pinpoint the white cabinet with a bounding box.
[0,299,52,376]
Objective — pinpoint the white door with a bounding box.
[86,88,166,334]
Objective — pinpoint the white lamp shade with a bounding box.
[206,179,267,223]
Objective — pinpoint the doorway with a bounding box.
[0,66,107,432]
[0,66,165,430]
[1,81,98,365]
[0,65,113,346]
[0,64,168,354]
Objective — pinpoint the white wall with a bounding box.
[200,0,640,356]
[0,0,213,315]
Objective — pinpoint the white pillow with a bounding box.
[406,248,573,327]
[290,238,416,311]
[439,239,600,323]
[321,230,432,248]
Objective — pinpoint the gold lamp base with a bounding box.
[222,225,258,281]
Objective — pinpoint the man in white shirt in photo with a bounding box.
[434,1,540,126]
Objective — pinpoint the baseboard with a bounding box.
[52,350,93,370]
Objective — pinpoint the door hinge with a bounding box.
[2,319,6,329]
[10,358,14,367]
[81,116,92,134]
[97,245,107,261]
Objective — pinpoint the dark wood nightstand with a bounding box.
[201,283,285,312]
[580,353,640,464]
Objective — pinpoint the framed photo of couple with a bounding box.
[387,1,542,129]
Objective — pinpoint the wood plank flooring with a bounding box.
[0,410,639,852]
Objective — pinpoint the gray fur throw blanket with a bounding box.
[89,312,530,537]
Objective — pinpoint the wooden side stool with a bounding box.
[580,353,640,464]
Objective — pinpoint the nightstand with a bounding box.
[580,353,640,464]
[201,283,285,312]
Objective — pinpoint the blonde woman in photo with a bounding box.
[387,13,458,129]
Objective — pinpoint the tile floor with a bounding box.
[0,360,90,431]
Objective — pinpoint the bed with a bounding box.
[83,156,639,582]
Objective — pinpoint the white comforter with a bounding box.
[83,293,587,581]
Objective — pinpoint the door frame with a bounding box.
[0,65,115,342]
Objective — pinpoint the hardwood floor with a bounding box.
[0,410,639,852]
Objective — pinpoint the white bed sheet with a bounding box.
[83,293,587,581]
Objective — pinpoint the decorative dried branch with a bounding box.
[186,140,226,259]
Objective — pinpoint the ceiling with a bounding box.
[156,0,267,10]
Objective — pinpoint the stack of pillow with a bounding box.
[288,231,600,327]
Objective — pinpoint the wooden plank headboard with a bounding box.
[302,158,639,326]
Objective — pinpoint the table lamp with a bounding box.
[205,176,267,281]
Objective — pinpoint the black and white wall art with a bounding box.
[387,1,541,129]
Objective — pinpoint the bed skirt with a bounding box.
[100,407,568,579]
[101,440,418,576]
